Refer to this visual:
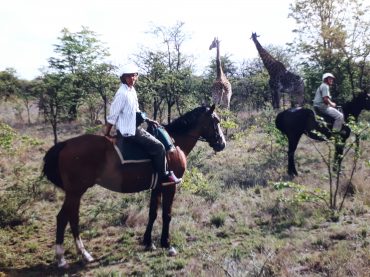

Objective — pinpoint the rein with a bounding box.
[185,134,206,142]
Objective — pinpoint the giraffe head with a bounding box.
[209,37,219,50]
[251,32,259,42]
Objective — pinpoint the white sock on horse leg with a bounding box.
[75,237,94,262]
[56,244,67,268]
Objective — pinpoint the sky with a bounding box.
[0,0,297,80]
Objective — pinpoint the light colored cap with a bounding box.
[119,64,139,76]
[322,73,335,80]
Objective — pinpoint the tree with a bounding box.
[86,62,118,124]
[135,50,168,121]
[47,26,111,121]
[17,79,39,124]
[38,73,72,144]
[289,0,370,100]
[0,68,19,100]
[148,22,194,123]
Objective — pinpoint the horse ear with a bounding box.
[209,104,216,113]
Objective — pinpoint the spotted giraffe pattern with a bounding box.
[209,37,232,109]
[251,32,304,109]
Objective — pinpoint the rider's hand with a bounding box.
[146,118,159,127]
[104,134,114,143]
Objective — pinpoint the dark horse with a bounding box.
[42,105,226,268]
[276,91,370,176]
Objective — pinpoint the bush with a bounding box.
[180,168,220,202]
[0,192,27,227]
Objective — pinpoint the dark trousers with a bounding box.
[117,128,167,178]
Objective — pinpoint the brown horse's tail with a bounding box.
[42,141,66,190]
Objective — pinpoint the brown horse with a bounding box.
[42,104,226,268]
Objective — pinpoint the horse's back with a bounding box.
[276,108,316,135]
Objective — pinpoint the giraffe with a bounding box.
[251,32,304,109]
[209,37,232,109]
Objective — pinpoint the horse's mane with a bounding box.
[164,106,209,134]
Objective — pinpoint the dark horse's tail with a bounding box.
[42,141,66,190]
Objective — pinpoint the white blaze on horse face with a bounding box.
[217,123,226,146]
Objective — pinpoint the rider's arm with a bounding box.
[323,96,336,108]
[146,118,160,127]
[104,123,113,137]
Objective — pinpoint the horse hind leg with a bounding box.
[55,198,70,268]
[55,193,93,268]
[67,194,94,263]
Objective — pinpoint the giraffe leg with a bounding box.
[269,80,281,109]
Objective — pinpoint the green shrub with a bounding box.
[180,168,219,202]
[0,192,27,227]
[0,122,17,151]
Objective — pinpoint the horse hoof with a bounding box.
[288,170,298,177]
[145,243,157,251]
[168,246,177,256]
[57,258,69,269]
[82,251,94,263]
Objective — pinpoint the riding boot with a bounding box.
[161,171,182,185]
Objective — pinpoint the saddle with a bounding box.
[312,106,350,138]
[313,106,335,129]
[114,125,175,164]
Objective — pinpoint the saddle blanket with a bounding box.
[114,126,174,164]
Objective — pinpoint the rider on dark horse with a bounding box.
[104,63,181,186]
[313,73,345,135]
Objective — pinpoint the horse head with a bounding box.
[363,91,370,110]
[198,104,226,152]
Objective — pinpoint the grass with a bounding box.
[0,106,369,276]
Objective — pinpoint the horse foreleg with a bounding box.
[143,188,161,250]
[161,185,177,256]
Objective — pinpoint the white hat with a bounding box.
[119,64,139,76]
[322,73,335,81]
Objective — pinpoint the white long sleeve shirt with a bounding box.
[107,84,139,136]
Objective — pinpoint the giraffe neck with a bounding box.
[216,42,223,79]
[252,37,279,74]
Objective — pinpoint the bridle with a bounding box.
[187,113,222,143]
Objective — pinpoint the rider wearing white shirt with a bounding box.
[107,83,139,136]
[104,64,181,185]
